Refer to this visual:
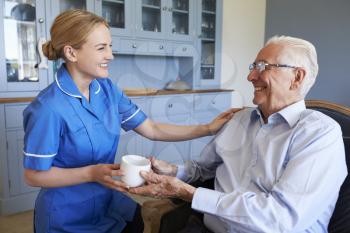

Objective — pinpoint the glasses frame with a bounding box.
[249,61,299,73]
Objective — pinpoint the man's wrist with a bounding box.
[180,183,196,202]
[170,164,178,176]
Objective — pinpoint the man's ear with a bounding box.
[63,45,78,62]
[290,68,306,90]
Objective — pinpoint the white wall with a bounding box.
[220,0,266,107]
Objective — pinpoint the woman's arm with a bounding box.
[134,108,239,141]
[24,164,127,191]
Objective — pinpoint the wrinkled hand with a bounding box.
[150,157,178,176]
[129,171,196,202]
[207,108,242,135]
[89,164,128,192]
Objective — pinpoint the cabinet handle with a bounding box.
[159,45,164,50]
[163,6,168,11]
[36,37,48,69]
[38,18,44,23]
[168,103,173,108]
[182,47,187,52]
[211,100,216,105]
[132,44,137,49]
[168,7,173,12]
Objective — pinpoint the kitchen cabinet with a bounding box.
[190,92,232,159]
[134,0,194,41]
[0,0,49,96]
[194,0,223,89]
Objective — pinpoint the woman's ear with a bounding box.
[290,68,306,90]
[63,45,78,62]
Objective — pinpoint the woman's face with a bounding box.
[74,24,114,79]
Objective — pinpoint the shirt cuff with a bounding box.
[176,165,187,181]
[192,187,223,215]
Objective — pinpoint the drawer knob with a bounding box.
[159,45,164,50]
[211,100,216,104]
[132,44,137,48]
[168,103,173,108]
[182,47,187,52]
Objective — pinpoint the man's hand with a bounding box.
[207,108,241,135]
[129,170,196,202]
[150,157,178,176]
[88,164,128,192]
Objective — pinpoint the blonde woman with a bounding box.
[23,9,236,233]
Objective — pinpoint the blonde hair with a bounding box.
[265,35,319,97]
[42,9,108,60]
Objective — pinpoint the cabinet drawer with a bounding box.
[148,41,173,55]
[148,95,193,118]
[194,93,232,112]
[111,36,121,52]
[173,43,196,57]
[5,104,28,129]
[120,39,148,54]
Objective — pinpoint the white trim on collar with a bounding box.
[94,80,101,94]
[55,72,82,98]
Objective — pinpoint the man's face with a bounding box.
[247,44,299,114]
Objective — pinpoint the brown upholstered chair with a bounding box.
[140,100,350,233]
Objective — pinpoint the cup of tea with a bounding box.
[120,155,151,187]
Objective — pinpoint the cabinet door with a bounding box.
[95,0,133,37]
[50,0,94,17]
[0,0,49,93]
[194,0,222,88]
[165,0,194,41]
[134,0,167,39]
[7,130,39,196]
[141,115,191,164]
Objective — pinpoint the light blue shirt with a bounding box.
[178,100,347,233]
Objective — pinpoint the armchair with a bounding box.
[140,100,350,233]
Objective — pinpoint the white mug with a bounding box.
[120,155,151,187]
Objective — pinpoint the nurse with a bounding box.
[23,9,236,233]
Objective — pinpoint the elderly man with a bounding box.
[130,36,347,232]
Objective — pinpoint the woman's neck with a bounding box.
[65,63,92,102]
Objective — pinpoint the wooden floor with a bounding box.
[0,210,33,233]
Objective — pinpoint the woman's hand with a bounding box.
[206,108,241,135]
[150,157,178,176]
[89,164,128,192]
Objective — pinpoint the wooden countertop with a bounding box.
[0,89,234,104]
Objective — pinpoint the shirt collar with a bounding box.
[277,100,306,127]
[55,64,101,98]
[251,100,306,127]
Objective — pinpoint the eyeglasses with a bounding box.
[249,61,299,73]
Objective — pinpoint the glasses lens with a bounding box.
[249,63,255,71]
[256,62,265,72]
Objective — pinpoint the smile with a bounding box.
[254,87,266,91]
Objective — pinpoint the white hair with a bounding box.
[265,35,319,97]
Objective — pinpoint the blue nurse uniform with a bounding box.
[23,65,147,233]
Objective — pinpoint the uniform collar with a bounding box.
[251,100,306,127]
[55,64,101,99]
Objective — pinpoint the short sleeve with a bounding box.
[114,87,147,131]
[23,100,61,171]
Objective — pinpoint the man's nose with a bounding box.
[247,70,258,82]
